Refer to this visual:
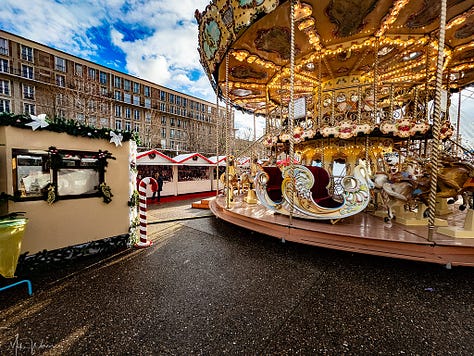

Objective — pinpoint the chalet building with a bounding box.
[0,30,233,156]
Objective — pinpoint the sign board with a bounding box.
[293,97,306,119]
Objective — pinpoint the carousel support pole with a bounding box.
[373,38,380,124]
[427,0,447,241]
[456,89,462,156]
[287,0,297,229]
[215,93,220,197]
[225,53,231,209]
[135,177,156,248]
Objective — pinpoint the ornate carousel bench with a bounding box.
[255,163,372,221]
[262,166,342,208]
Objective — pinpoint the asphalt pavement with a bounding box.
[0,198,473,355]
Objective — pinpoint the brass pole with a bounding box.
[225,53,231,209]
[427,0,448,241]
[288,0,296,225]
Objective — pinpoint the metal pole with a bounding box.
[427,0,447,241]
[225,53,231,209]
[288,0,296,225]
[456,90,461,156]
[216,91,220,197]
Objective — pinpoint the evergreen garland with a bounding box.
[0,112,140,144]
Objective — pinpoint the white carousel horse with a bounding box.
[254,162,373,222]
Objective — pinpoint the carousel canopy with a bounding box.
[196,0,474,116]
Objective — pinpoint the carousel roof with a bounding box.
[196,0,474,116]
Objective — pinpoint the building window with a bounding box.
[114,76,121,88]
[170,117,175,126]
[56,74,65,87]
[0,59,8,73]
[114,105,122,117]
[124,79,131,91]
[125,121,131,131]
[99,71,107,84]
[75,63,83,77]
[23,84,35,99]
[115,119,122,130]
[114,90,122,101]
[144,98,151,109]
[170,129,175,139]
[0,99,10,113]
[100,118,109,128]
[100,103,108,114]
[88,68,96,79]
[161,127,166,138]
[145,112,151,123]
[24,103,36,115]
[133,95,140,106]
[12,148,108,200]
[160,102,165,111]
[134,123,140,132]
[125,107,131,119]
[21,45,33,62]
[134,109,140,121]
[144,86,150,97]
[161,116,167,125]
[0,80,10,95]
[22,65,34,79]
[56,94,64,106]
[88,116,97,126]
[0,38,8,55]
[133,82,140,93]
[124,93,131,104]
[160,91,166,101]
[55,56,66,72]
[169,93,174,103]
[76,113,85,123]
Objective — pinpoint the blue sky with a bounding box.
[0,0,262,137]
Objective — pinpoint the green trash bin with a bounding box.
[0,218,28,278]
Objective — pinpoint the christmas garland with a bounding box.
[0,112,140,144]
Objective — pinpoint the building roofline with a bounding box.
[0,29,217,106]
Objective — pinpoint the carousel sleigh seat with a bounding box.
[262,166,283,202]
[306,166,343,209]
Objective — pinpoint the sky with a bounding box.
[0,0,472,148]
[0,0,262,138]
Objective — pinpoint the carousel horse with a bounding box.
[372,159,424,221]
[419,159,474,211]
[239,172,252,192]
[219,155,241,200]
[375,158,474,221]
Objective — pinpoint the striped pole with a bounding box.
[135,176,157,248]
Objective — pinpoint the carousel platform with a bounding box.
[210,195,474,267]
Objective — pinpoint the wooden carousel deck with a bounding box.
[210,195,474,267]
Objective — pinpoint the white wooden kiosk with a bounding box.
[136,149,177,197]
[0,125,132,255]
[208,155,226,191]
[173,153,215,194]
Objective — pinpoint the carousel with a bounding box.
[195,0,474,266]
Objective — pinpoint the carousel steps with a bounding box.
[191,198,213,209]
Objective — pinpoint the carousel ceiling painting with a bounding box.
[196,0,474,125]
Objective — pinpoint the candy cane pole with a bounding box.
[135,176,157,248]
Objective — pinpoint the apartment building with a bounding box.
[0,30,233,156]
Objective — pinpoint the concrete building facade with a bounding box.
[0,30,233,156]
